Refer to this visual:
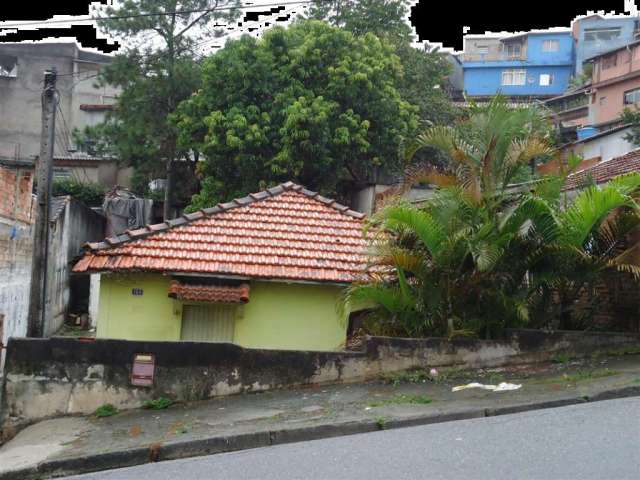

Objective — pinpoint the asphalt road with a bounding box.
[68,397,640,480]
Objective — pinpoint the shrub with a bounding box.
[52,179,106,207]
[345,96,640,339]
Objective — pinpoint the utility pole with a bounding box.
[28,67,57,337]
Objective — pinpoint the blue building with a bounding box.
[573,14,639,75]
[462,31,574,99]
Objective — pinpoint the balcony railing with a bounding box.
[464,53,526,62]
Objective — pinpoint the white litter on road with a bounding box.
[452,382,522,393]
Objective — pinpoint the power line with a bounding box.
[192,2,305,55]
[0,1,314,29]
[56,102,74,152]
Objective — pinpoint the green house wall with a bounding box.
[96,273,349,351]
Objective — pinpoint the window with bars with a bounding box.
[602,53,618,70]
[501,69,526,86]
[542,40,559,52]
[624,88,640,105]
[505,43,522,58]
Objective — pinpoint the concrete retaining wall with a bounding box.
[2,329,639,439]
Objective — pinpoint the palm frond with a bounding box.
[382,204,448,260]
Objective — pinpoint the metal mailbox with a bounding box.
[131,353,155,387]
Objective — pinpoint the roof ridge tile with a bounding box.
[267,185,285,195]
[148,222,170,231]
[183,211,203,221]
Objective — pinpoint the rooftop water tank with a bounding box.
[576,126,599,140]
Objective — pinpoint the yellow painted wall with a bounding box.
[234,281,347,351]
[97,274,181,341]
[96,274,349,351]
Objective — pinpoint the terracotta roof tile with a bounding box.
[73,182,368,284]
[168,281,250,303]
[563,150,640,191]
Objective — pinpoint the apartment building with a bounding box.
[462,30,574,99]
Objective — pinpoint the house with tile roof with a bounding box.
[562,149,640,192]
[72,182,369,351]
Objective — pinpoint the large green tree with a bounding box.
[174,19,420,208]
[308,0,456,127]
[75,0,240,219]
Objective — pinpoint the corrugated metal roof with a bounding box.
[72,181,369,284]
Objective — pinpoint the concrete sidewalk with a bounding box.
[2,353,640,480]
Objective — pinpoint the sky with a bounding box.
[1,1,640,56]
[0,1,315,56]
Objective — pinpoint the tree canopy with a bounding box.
[174,19,420,208]
[308,0,455,120]
[74,0,241,218]
[308,0,457,166]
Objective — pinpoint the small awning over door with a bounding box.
[168,281,250,303]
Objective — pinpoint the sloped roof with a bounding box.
[584,39,640,62]
[562,150,640,191]
[72,182,368,284]
[50,196,69,223]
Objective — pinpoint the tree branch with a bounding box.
[175,0,221,39]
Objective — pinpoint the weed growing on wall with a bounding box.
[95,404,118,417]
[143,396,173,410]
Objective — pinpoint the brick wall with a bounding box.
[0,163,35,359]
[570,273,640,332]
[0,166,34,224]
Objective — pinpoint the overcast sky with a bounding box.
[0,1,323,56]
[1,1,638,57]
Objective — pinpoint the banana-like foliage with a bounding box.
[345,96,640,338]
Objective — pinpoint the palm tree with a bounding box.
[346,96,640,338]
[519,173,640,330]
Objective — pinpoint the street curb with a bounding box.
[2,385,639,480]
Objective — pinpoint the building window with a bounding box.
[477,45,489,55]
[624,88,640,105]
[0,55,17,78]
[602,53,618,70]
[584,27,622,42]
[501,69,526,86]
[505,43,522,58]
[599,96,607,106]
[539,74,554,86]
[542,40,559,52]
[53,168,73,180]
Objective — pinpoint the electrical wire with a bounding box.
[0,1,314,29]
[192,1,306,56]
[56,101,74,153]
